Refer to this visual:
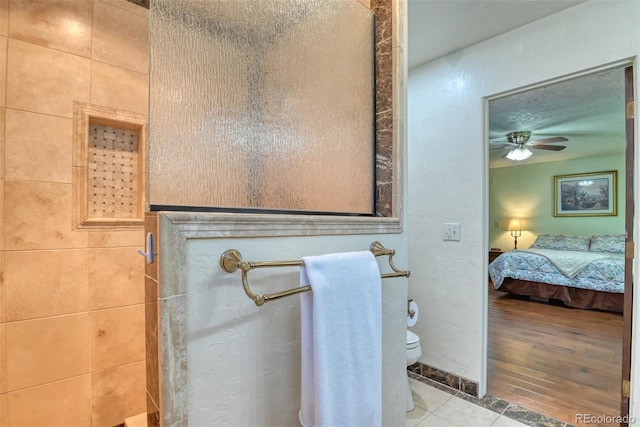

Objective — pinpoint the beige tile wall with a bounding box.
[0,2,5,423]
[0,0,148,425]
[5,110,73,183]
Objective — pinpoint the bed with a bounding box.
[488,234,626,313]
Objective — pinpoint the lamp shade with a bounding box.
[505,147,533,161]
[506,218,524,232]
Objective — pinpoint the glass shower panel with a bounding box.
[149,0,375,214]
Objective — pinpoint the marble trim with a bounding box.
[408,368,573,427]
[126,0,149,9]
[407,361,478,397]
[157,215,188,426]
[157,210,401,239]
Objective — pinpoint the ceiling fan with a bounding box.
[494,131,568,162]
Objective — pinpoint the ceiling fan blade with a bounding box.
[531,143,566,151]
[490,144,512,150]
[529,136,568,144]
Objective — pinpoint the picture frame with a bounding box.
[553,170,617,217]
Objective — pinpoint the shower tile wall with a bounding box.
[0,0,148,426]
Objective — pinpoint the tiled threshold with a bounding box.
[408,366,574,427]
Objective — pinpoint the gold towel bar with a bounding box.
[220,241,410,306]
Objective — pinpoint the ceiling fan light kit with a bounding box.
[507,131,531,145]
[506,147,533,161]
[495,130,568,163]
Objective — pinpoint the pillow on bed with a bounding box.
[530,234,590,252]
[590,234,625,254]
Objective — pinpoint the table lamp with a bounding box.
[507,218,524,249]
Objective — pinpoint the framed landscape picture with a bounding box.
[554,170,617,217]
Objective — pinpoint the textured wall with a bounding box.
[185,233,407,425]
[489,153,626,250]
[408,0,640,396]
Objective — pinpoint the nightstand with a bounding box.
[489,250,504,264]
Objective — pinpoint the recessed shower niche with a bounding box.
[73,102,147,229]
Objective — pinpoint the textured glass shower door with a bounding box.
[149,0,375,214]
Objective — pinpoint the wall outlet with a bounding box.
[443,223,461,241]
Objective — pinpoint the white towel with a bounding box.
[299,251,382,427]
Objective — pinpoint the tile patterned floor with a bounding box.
[406,375,574,427]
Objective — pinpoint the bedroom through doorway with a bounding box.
[486,64,634,425]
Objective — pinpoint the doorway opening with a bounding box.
[485,64,633,425]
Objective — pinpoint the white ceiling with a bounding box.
[408,0,585,70]
[487,67,626,168]
[407,0,626,168]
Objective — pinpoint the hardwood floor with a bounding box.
[488,287,623,426]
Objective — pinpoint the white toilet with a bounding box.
[406,329,422,411]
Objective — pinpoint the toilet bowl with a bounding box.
[406,330,422,411]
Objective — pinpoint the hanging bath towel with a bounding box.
[299,250,382,427]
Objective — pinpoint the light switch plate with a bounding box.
[443,223,461,241]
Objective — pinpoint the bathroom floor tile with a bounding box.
[409,378,452,413]
[406,405,429,427]
[432,397,500,427]
[406,378,572,427]
[416,413,458,427]
[491,415,530,427]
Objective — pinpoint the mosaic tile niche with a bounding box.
[73,103,148,228]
